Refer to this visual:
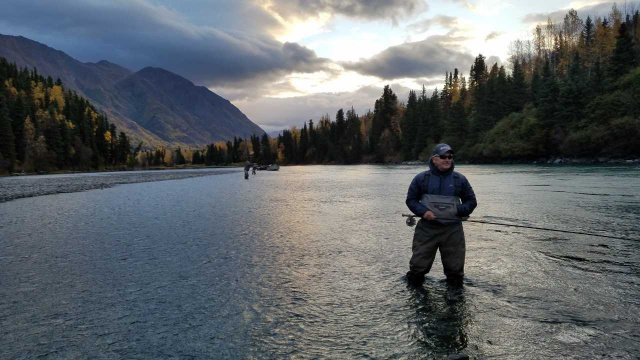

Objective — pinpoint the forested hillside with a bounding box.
[0,35,265,148]
[0,58,138,173]
[250,6,639,165]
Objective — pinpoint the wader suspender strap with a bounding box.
[422,171,462,197]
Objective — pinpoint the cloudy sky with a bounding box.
[0,0,625,132]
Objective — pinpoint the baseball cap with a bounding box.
[432,143,454,156]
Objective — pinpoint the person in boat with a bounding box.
[405,144,477,286]
[244,161,251,179]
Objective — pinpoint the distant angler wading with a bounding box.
[244,161,251,179]
[405,144,477,286]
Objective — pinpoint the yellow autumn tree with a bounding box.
[85,107,99,133]
[215,141,228,152]
[594,16,616,65]
[34,109,48,129]
[182,148,193,163]
[4,79,18,98]
[49,85,65,112]
[608,4,622,34]
[276,143,285,163]
[269,138,278,160]
[164,148,173,166]
[21,116,35,172]
[31,81,45,108]
[290,126,300,142]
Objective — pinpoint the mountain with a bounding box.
[112,67,263,145]
[0,34,265,147]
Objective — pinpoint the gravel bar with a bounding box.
[0,168,239,204]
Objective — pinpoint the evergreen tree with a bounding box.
[414,87,430,158]
[334,108,346,146]
[557,52,587,125]
[10,95,26,162]
[117,131,131,164]
[589,58,605,96]
[192,150,202,165]
[299,123,309,162]
[225,140,233,163]
[94,117,108,168]
[345,107,362,164]
[261,133,271,164]
[204,145,213,165]
[496,65,510,118]
[251,134,261,162]
[108,124,117,166]
[400,90,419,160]
[440,72,452,142]
[174,148,186,165]
[370,85,398,156]
[232,137,241,163]
[536,57,560,129]
[469,54,491,140]
[308,119,317,160]
[582,15,595,72]
[485,63,500,121]
[316,114,331,163]
[509,59,529,113]
[59,115,72,168]
[445,98,468,151]
[43,108,64,169]
[428,89,442,143]
[0,97,16,172]
[278,129,296,164]
[608,22,637,80]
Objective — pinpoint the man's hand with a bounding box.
[423,210,436,221]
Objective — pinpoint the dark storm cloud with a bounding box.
[266,0,427,23]
[342,36,474,80]
[0,0,330,86]
[522,2,621,24]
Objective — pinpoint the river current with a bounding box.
[1,165,638,359]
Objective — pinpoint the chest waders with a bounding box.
[408,178,466,286]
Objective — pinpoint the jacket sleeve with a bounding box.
[456,175,477,217]
[406,173,428,217]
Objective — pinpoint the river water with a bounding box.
[0,165,638,359]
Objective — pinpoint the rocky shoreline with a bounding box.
[534,157,640,164]
[402,157,640,165]
[0,168,238,204]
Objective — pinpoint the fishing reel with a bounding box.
[404,214,417,227]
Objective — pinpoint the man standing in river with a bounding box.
[405,144,477,286]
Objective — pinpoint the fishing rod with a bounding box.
[401,214,635,241]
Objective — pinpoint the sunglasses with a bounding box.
[437,155,453,160]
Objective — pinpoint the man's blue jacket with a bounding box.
[406,161,477,218]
